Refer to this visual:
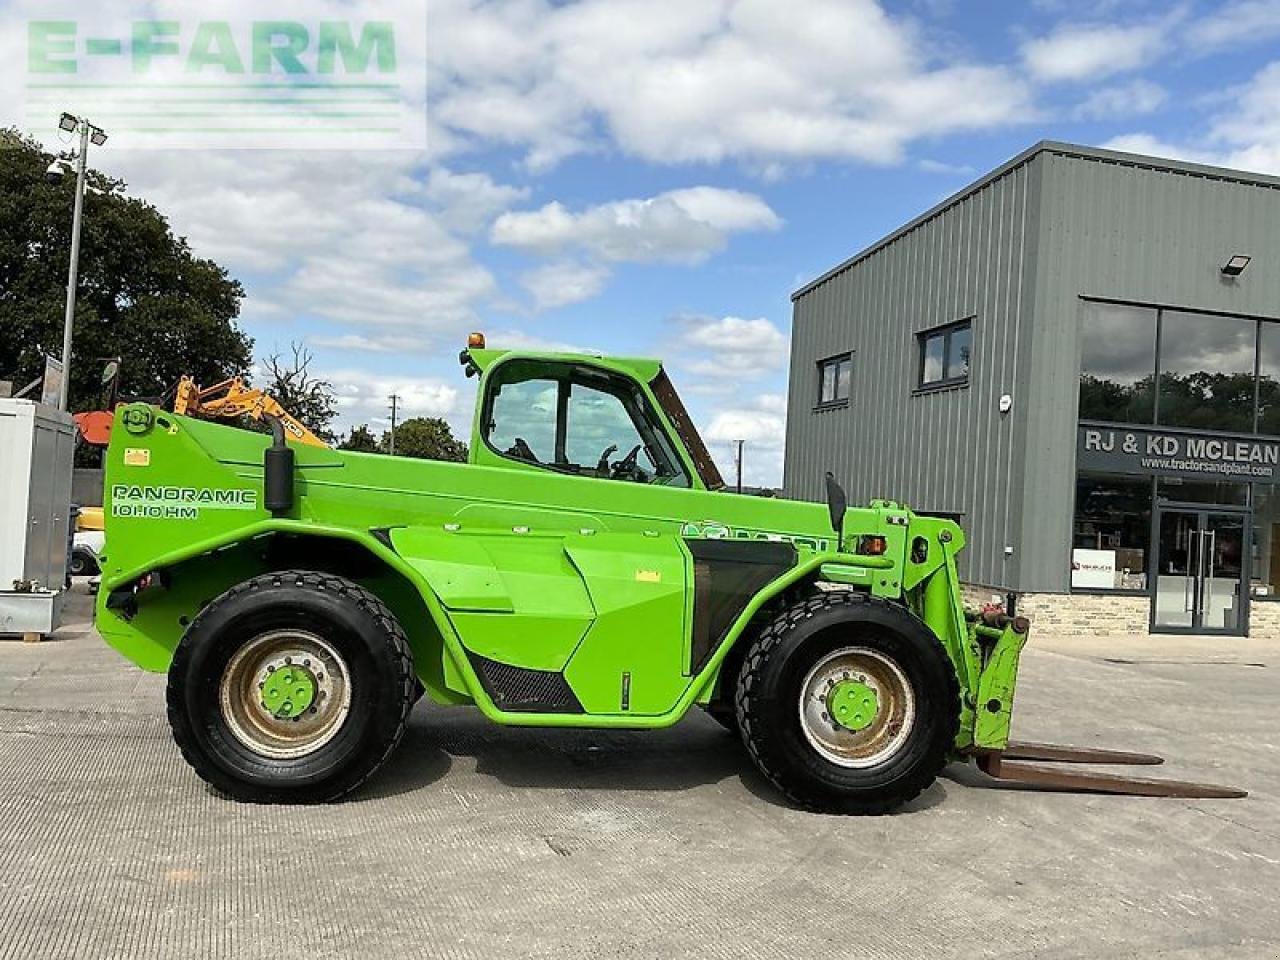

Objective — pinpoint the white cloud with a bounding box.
[1185,0,1280,53]
[430,0,1033,169]
[1208,61,1280,174]
[1073,79,1167,119]
[311,333,427,354]
[1021,17,1173,83]
[1101,60,1280,176]
[519,260,612,310]
[483,328,599,353]
[491,187,781,264]
[670,315,789,381]
[91,151,513,344]
[326,367,464,433]
[422,168,531,233]
[917,159,977,176]
[703,393,788,488]
[1098,133,1220,164]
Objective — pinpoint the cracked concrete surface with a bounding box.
[0,585,1277,959]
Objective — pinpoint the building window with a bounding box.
[1079,299,1280,435]
[1078,302,1156,424]
[817,353,852,406]
[918,320,971,389]
[1072,473,1152,591]
[1157,310,1257,434]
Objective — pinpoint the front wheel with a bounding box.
[166,571,415,802]
[734,591,959,814]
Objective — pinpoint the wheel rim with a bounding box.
[797,646,916,768]
[219,629,352,759]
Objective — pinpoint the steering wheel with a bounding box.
[610,444,645,482]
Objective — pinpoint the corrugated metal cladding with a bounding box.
[785,153,1041,588]
[786,140,1280,593]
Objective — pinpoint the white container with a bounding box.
[0,398,76,635]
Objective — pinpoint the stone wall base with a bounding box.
[1015,593,1149,638]
[961,584,1280,639]
[1249,601,1280,638]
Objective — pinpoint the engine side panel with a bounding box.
[563,534,690,715]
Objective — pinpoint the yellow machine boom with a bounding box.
[172,376,329,448]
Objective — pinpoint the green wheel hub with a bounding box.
[261,665,317,720]
[826,679,879,733]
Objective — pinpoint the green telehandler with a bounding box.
[94,335,1244,811]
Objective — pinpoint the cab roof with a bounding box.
[466,347,662,383]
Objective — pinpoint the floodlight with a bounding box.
[89,127,107,147]
[1221,254,1251,277]
[59,112,78,132]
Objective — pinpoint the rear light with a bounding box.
[856,535,887,556]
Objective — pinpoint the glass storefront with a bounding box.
[1075,300,1280,635]
[1072,474,1151,590]
[1252,487,1280,600]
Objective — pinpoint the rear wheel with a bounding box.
[734,591,958,814]
[167,571,414,802]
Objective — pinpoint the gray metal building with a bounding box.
[785,140,1280,638]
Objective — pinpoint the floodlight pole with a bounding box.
[735,439,745,494]
[57,120,92,411]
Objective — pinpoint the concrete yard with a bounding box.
[1,585,1277,960]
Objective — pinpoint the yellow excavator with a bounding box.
[171,376,330,448]
[74,371,330,450]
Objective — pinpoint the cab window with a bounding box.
[484,360,689,486]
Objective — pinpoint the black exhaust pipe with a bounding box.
[262,415,294,516]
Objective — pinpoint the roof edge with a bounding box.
[791,139,1280,301]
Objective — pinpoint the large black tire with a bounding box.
[167,571,415,803]
[734,591,959,814]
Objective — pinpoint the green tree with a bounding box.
[385,417,467,461]
[0,128,251,411]
[340,424,381,452]
[261,343,337,443]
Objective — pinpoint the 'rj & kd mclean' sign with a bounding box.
[1077,424,1280,482]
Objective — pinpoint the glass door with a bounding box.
[1201,513,1245,632]
[1153,509,1247,634]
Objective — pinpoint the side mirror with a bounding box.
[825,472,847,545]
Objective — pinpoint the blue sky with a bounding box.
[5,0,1280,484]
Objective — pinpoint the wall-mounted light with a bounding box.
[1221,254,1251,277]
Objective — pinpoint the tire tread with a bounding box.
[733,590,959,814]
[166,570,415,803]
